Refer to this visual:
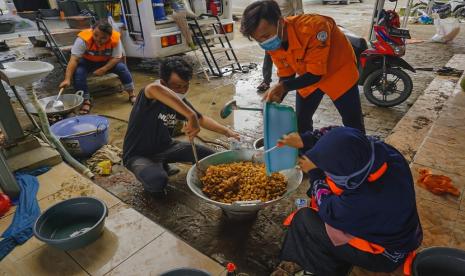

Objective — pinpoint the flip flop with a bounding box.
[257,81,270,93]
[128,94,136,105]
[79,100,92,115]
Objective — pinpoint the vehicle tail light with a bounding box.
[219,23,233,34]
[161,34,182,48]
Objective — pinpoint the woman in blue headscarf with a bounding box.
[274,127,423,275]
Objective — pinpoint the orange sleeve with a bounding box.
[269,52,296,77]
[299,18,333,76]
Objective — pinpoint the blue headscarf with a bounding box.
[306,127,422,252]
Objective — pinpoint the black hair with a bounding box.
[240,0,281,40]
[93,20,113,36]
[159,56,193,83]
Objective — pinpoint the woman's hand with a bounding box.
[298,155,316,173]
[279,132,304,149]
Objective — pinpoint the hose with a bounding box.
[25,86,94,179]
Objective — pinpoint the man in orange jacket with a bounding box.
[241,0,365,134]
[59,20,135,114]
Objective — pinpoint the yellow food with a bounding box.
[201,162,287,203]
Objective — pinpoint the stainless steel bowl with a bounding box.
[25,91,84,116]
[186,149,303,216]
[253,137,264,150]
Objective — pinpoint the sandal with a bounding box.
[278,261,303,274]
[79,99,92,115]
[257,81,270,93]
[128,92,136,105]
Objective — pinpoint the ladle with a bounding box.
[220,100,262,119]
[45,87,64,110]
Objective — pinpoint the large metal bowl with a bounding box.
[25,91,84,116]
[186,149,303,216]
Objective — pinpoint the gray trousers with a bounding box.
[126,141,215,192]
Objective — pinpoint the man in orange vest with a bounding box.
[272,127,422,275]
[257,0,303,93]
[241,0,365,134]
[59,20,135,114]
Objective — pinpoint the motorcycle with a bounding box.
[342,10,415,107]
[410,0,465,19]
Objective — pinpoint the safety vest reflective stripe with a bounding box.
[348,237,385,254]
[403,251,416,276]
[367,162,388,182]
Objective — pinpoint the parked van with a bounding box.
[118,0,234,58]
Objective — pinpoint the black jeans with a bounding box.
[126,141,215,192]
[296,84,365,134]
[281,208,404,275]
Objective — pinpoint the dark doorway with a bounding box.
[13,0,50,12]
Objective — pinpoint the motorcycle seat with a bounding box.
[338,26,368,61]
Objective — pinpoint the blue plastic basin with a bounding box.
[50,115,109,158]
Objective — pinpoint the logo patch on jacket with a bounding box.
[317,31,328,42]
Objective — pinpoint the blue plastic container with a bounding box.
[152,0,167,21]
[51,115,109,158]
[263,103,298,175]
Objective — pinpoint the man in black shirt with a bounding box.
[123,57,239,198]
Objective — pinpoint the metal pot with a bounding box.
[33,197,108,250]
[25,91,84,116]
[186,149,303,217]
[50,115,109,158]
[253,137,264,150]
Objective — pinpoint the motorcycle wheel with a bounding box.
[454,7,465,19]
[410,3,427,17]
[363,68,413,107]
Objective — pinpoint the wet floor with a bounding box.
[3,1,465,274]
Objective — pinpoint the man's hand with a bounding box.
[59,79,71,89]
[279,132,304,149]
[183,115,200,139]
[93,67,107,76]
[225,129,241,141]
[298,155,317,173]
[262,82,286,103]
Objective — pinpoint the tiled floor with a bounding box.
[403,58,465,252]
[0,163,225,275]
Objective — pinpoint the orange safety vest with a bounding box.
[268,14,359,101]
[283,163,416,275]
[77,29,121,62]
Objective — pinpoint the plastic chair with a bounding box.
[412,247,465,276]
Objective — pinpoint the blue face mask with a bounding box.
[259,21,282,51]
[325,140,375,190]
